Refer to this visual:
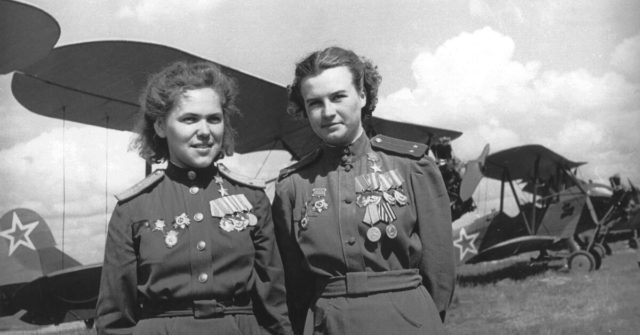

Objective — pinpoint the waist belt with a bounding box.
[317,269,422,297]
[140,297,253,319]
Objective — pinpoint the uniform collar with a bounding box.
[324,132,372,159]
[165,161,217,184]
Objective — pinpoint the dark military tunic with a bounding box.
[272,134,455,335]
[97,162,292,335]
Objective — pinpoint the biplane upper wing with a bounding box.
[0,0,60,74]
[10,40,319,159]
[11,40,461,160]
[483,144,585,181]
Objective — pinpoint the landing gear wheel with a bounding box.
[568,251,595,273]
[588,248,602,270]
[592,243,607,259]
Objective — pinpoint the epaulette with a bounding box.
[370,134,428,159]
[278,147,322,180]
[217,163,266,189]
[115,169,165,202]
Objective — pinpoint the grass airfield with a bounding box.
[447,241,640,334]
[2,242,639,335]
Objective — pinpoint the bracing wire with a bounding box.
[61,106,66,269]
[253,140,278,179]
[105,116,109,236]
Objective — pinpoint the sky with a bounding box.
[1,0,639,265]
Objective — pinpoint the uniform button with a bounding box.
[194,212,204,222]
[375,138,382,143]
[197,240,206,251]
[198,273,208,283]
[409,149,415,153]
[345,199,352,204]
[347,237,356,245]
[413,144,418,148]
[188,171,197,180]
[189,186,199,194]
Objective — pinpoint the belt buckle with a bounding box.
[193,300,225,318]
[345,272,368,296]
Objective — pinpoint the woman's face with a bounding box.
[300,66,366,146]
[154,88,224,168]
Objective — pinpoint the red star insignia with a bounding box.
[0,212,39,256]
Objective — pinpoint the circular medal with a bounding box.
[385,224,398,239]
[247,213,258,226]
[366,226,382,242]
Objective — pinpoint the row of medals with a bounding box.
[361,152,407,242]
[306,153,408,243]
[150,178,258,248]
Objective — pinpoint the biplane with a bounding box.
[452,144,625,272]
[1,0,484,328]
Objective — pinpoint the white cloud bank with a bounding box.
[611,33,640,82]
[117,0,225,24]
[377,27,640,188]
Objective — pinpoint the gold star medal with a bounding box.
[215,176,229,196]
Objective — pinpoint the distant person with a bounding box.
[272,46,455,335]
[96,61,292,335]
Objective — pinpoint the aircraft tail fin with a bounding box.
[460,143,490,201]
[0,208,81,287]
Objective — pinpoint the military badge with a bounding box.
[164,230,179,248]
[309,187,329,214]
[152,219,165,232]
[174,213,191,229]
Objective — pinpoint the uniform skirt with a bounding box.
[133,314,268,335]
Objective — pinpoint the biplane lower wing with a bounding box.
[466,235,558,264]
[13,263,101,325]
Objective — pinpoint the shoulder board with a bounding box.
[278,148,322,180]
[217,163,266,189]
[115,169,165,202]
[370,134,428,159]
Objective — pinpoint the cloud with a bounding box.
[611,33,640,82]
[117,0,225,24]
[0,126,143,263]
[376,27,640,211]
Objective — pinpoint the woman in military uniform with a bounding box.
[96,61,292,335]
[272,47,455,335]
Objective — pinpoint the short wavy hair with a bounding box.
[287,46,382,122]
[131,61,239,164]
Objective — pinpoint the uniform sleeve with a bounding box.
[96,203,139,335]
[272,177,315,335]
[249,188,293,335]
[410,157,456,319]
